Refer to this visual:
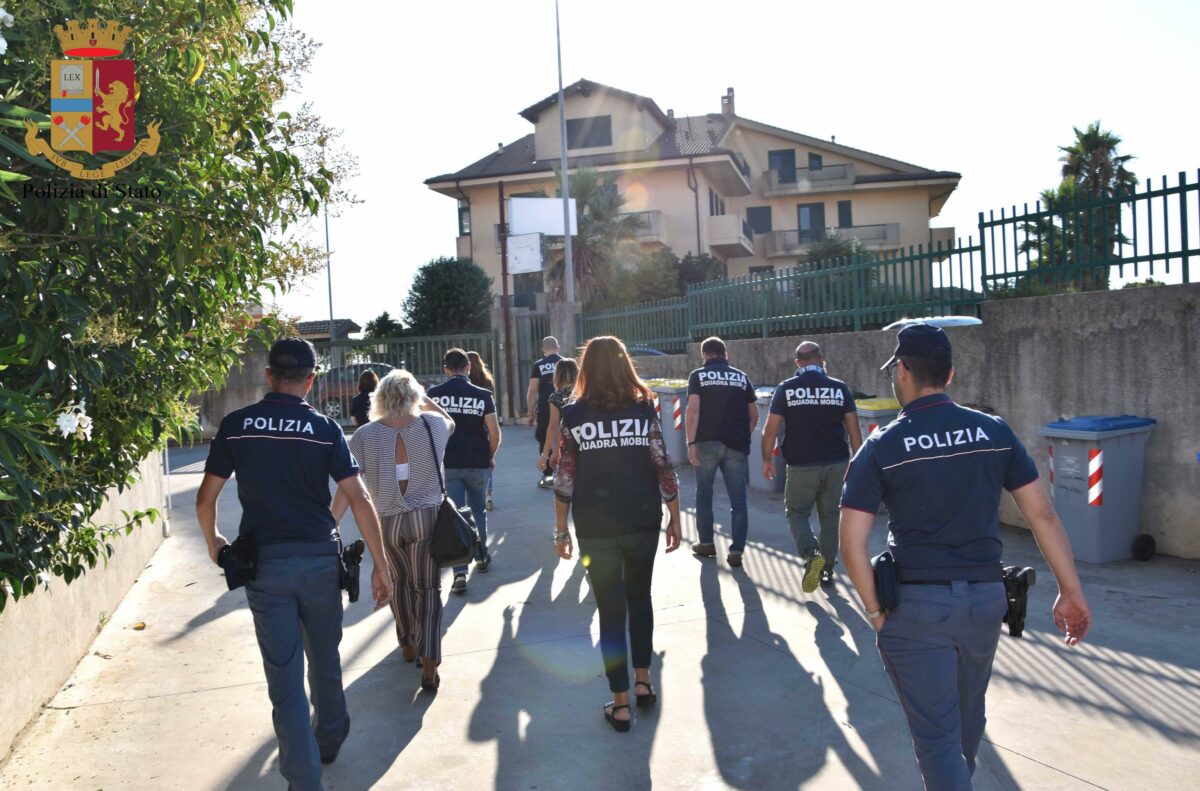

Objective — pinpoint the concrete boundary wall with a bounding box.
[634,284,1200,559]
[0,454,167,762]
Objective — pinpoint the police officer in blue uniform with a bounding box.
[195,339,393,791]
[428,347,501,594]
[839,324,1092,790]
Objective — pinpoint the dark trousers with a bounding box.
[877,581,1006,791]
[535,405,552,476]
[245,555,347,791]
[578,531,659,693]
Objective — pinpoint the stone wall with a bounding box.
[0,453,167,762]
[634,284,1200,559]
[188,344,270,440]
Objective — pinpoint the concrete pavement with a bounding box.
[2,426,1197,789]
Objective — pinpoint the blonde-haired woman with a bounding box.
[334,370,455,691]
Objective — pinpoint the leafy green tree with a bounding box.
[402,257,493,335]
[364,311,404,339]
[547,168,642,304]
[0,1,349,610]
[677,253,726,292]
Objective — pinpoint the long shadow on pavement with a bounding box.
[700,561,882,788]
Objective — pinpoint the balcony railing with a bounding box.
[708,214,755,257]
[762,164,855,194]
[622,210,668,244]
[764,223,900,257]
[731,152,752,182]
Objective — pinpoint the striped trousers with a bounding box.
[381,505,443,663]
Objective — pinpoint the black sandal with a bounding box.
[633,681,657,708]
[420,672,440,692]
[604,702,632,732]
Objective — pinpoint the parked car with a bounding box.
[311,362,394,421]
[628,345,668,357]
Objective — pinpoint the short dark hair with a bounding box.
[268,363,313,384]
[358,369,379,393]
[901,356,952,389]
[794,341,822,364]
[701,337,726,357]
[444,347,469,372]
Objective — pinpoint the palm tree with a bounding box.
[545,168,643,305]
[1018,123,1137,292]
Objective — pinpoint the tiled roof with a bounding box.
[424,114,737,184]
[296,319,361,337]
[519,78,673,129]
[856,171,961,184]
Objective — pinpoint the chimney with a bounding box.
[721,87,735,117]
[667,108,675,122]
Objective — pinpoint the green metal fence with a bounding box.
[981,170,1198,293]
[687,239,983,339]
[580,297,690,353]
[577,168,1196,349]
[308,332,495,424]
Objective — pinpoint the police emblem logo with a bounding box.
[23,19,161,180]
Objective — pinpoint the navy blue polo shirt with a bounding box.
[204,392,358,553]
[841,394,1039,581]
[428,375,496,469]
[770,366,857,466]
[531,353,562,412]
[687,358,756,454]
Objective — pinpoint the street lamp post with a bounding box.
[555,0,575,305]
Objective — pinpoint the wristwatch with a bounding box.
[865,609,884,619]
[554,531,570,544]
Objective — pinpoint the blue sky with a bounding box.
[279,0,1200,328]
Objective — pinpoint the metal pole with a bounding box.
[324,202,335,344]
[555,0,575,304]
[499,181,516,420]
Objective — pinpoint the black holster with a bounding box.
[340,539,366,603]
[1002,565,1036,638]
[872,551,900,612]
[217,533,258,591]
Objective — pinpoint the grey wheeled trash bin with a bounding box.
[1036,415,1156,564]
[651,382,690,466]
[750,387,786,492]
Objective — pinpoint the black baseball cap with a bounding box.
[269,338,317,371]
[880,323,952,370]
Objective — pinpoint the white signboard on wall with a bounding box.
[507,232,544,274]
[508,197,577,236]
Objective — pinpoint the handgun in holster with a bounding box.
[340,539,366,603]
[1002,565,1036,638]
[217,533,258,591]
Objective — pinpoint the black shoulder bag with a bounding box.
[421,416,480,568]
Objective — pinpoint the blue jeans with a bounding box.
[694,441,750,554]
[447,467,490,574]
[877,581,1006,790]
[245,554,347,791]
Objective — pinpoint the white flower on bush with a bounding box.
[0,8,12,58]
[55,400,92,441]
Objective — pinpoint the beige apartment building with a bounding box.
[425,79,960,301]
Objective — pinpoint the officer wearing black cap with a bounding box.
[195,338,393,791]
[839,323,1092,790]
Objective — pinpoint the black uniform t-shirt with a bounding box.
[204,392,358,551]
[531,353,562,413]
[687,358,756,454]
[769,365,857,466]
[428,375,496,469]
